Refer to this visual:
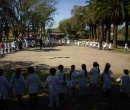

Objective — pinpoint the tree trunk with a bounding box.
[113,22,118,48]
[125,19,129,42]
[106,22,111,43]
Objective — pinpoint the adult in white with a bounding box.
[26,66,42,108]
[10,68,26,107]
[0,69,10,109]
[43,68,59,109]
[124,43,129,51]
[89,62,100,95]
[108,43,112,51]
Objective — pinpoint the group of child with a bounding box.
[0,63,130,109]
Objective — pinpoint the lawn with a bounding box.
[1,69,130,110]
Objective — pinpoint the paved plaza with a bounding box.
[0,45,130,74]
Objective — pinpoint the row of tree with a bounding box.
[58,0,130,48]
[0,0,59,42]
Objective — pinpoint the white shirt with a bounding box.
[90,67,99,84]
[43,75,59,96]
[26,73,42,93]
[10,74,26,95]
[0,76,9,100]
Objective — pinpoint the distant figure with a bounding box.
[99,38,103,50]
[124,43,129,51]
[108,43,112,51]
[39,38,43,49]
[116,69,130,101]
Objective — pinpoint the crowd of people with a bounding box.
[0,63,130,109]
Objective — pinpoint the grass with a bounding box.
[1,69,130,110]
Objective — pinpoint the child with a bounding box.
[124,43,129,51]
[102,63,114,97]
[0,69,10,109]
[26,66,42,108]
[57,65,67,102]
[43,68,59,109]
[69,65,77,96]
[74,64,87,96]
[89,62,100,95]
[116,69,130,101]
[10,68,26,107]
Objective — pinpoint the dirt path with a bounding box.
[0,45,130,74]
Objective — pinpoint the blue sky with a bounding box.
[52,0,87,28]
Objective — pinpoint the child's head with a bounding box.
[58,65,64,72]
[71,65,75,71]
[27,66,35,74]
[0,69,3,76]
[50,68,56,75]
[16,68,21,74]
[82,64,86,70]
[124,69,129,75]
[93,62,99,67]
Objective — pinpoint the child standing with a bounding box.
[69,65,77,96]
[0,69,10,109]
[102,63,114,97]
[89,62,100,95]
[57,65,67,102]
[74,64,87,96]
[43,68,59,109]
[116,69,130,101]
[26,66,42,108]
[10,68,26,107]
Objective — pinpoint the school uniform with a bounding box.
[102,70,113,91]
[43,75,59,108]
[26,73,42,93]
[70,70,77,87]
[116,75,130,93]
[57,71,67,101]
[90,67,99,84]
[0,76,9,100]
[75,70,87,95]
[10,74,26,95]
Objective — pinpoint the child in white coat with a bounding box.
[0,69,10,109]
[116,69,130,100]
[26,66,42,108]
[10,68,26,107]
[43,68,59,109]
[102,63,114,97]
[69,65,77,96]
[57,65,67,101]
[89,62,100,95]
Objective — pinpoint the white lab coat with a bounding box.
[102,70,113,89]
[26,73,42,93]
[75,70,87,87]
[116,75,130,93]
[89,67,99,84]
[0,76,9,100]
[10,74,26,95]
[57,71,67,93]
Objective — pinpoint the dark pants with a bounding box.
[29,93,37,107]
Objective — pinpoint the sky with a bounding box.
[52,0,87,28]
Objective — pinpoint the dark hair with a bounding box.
[93,62,100,74]
[27,66,35,74]
[58,65,64,72]
[82,64,87,77]
[71,65,75,70]
[0,69,3,75]
[50,68,56,75]
[124,69,129,75]
[104,63,111,73]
